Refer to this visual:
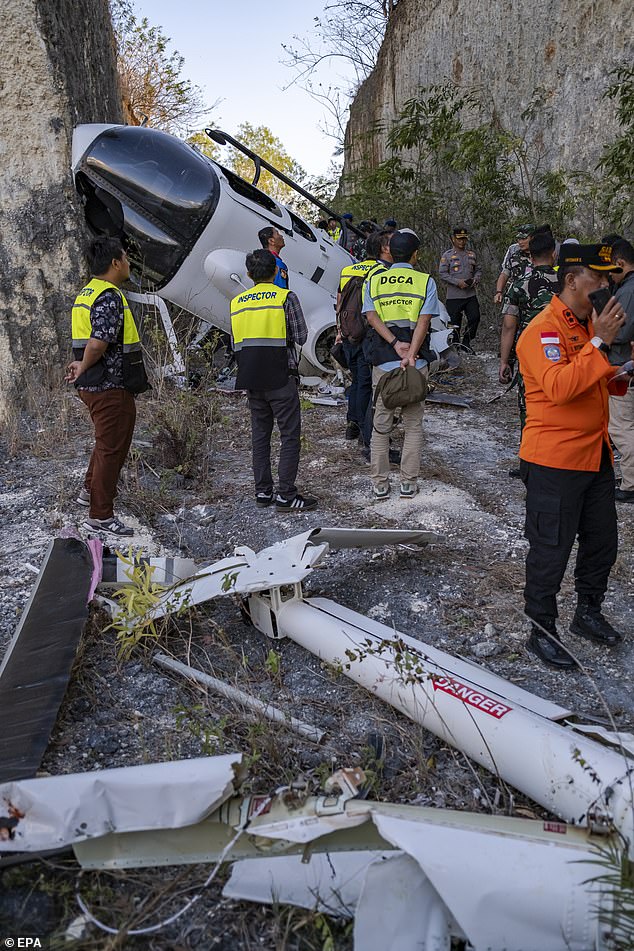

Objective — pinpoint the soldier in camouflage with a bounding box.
[499,226,558,430]
[494,224,535,306]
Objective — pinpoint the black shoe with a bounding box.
[255,491,274,507]
[389,448,402,466]
[508,468,521,479]
[570,598,622,646]
[345,421,361,440]
[275,493,318,512]
[615,487,634,503]
[526,624,576,669]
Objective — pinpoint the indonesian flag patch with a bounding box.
[541,332,560,344]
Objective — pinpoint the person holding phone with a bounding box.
[515,244,631,669]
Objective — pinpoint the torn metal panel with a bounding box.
[0,755,242,852]
[353,853,457,951]
[107,529,439,625]
[372,812,605,951]
[223,851,392,917]
[266,597,633,845]
[0,538,93,783]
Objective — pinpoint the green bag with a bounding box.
[373,365,428,410]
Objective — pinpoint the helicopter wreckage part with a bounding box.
[0,538,94,784]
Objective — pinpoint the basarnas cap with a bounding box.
[558,243,622,273]
[453,227,469,238]
[390,229,421,258]
[516,224,535,238]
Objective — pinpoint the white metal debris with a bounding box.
[0,755,242,851]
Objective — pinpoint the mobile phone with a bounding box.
[588,287,612,315]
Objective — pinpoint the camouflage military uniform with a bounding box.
[503,264,559,428]
[501,244,532,307]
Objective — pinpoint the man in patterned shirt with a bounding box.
[66,236,147,536]
[499,226,559,431]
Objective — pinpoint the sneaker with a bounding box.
[256,492,274,507]
[373,483,390,501]
[400,481,418,498]
[84,516,134,537]
[275,493,318,512]
[345,421,361,440]
[76,487,91,507]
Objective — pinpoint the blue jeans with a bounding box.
[343,341,372,446]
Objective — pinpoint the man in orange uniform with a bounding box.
[517,244,631,669]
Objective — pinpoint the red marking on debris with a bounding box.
[431,676,512,718]
[543,821,567,834]
[248,795,273,819]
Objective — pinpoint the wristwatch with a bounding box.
[590,336,610,354]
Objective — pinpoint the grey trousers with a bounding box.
[247,378,301,498]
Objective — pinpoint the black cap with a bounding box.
[516,224,535,238]
[389,230,420,259]
[558,243,622,273]
[384,218,397,228]
[453,227,469,238]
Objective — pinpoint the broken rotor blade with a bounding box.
[107,528,439,627]
[252,595,634,850]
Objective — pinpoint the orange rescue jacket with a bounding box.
[517,295,626,471]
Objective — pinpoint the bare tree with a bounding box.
[282,1,389,147]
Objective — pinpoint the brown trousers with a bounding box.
[79,389,136,519]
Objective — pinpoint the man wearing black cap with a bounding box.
[494,225,534,305]
[516,244,631,669]
[365,230,439,499]
[439,227,482,352]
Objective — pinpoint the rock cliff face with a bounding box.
[0,0,122,418]
[343,0,632,182]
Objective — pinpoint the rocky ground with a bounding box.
[0,349,633,949]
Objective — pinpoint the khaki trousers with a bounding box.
[370,366,427,486]
[609,386,634,491]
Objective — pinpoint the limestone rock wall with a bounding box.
[0,0,122,418]
[343,0,632,184]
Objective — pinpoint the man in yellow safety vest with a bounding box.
[66,236,148,536]
[230,249,317,511]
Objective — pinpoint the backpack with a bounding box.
[337,276,367,344]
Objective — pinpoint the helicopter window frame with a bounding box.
[215,163,282,217]
[288,211,317,242]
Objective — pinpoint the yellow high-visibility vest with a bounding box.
[230,284,289,350]
[368,267,430,329]
[71,279,140,354]
[339,259,376,293]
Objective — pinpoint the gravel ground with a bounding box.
[1,349,633,948]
